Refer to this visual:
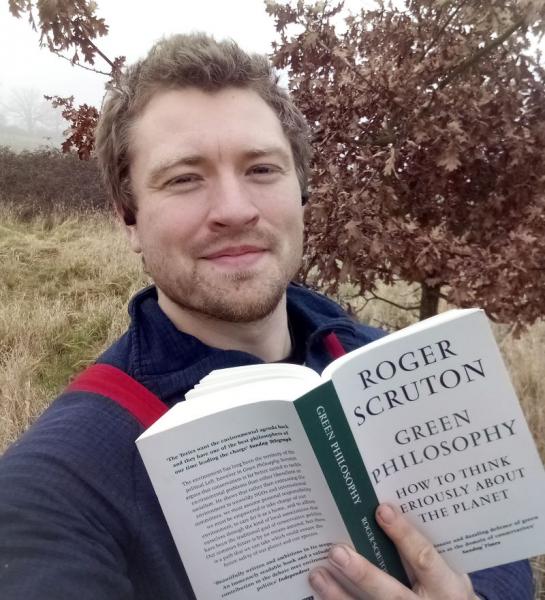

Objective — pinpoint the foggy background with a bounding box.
[0,0,278,150]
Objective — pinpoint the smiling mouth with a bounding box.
[203,246,268,267]
[205,245,264,258]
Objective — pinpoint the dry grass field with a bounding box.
[0,207,148,449]
[1,207,544,595]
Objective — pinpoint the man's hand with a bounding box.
[309,503,479,599]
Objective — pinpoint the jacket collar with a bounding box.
[104,284,365,407]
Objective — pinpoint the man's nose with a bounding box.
[207,174,260,230]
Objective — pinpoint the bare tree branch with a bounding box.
[368,290,421,312]
[51,50,111,76]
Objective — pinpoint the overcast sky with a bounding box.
[3,1,539,117]
[0,1,281,109]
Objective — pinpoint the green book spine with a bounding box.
[294,380,409,585]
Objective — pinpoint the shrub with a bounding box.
[0,146,107,218]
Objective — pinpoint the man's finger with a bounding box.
[309,544,417,600]
[309,567,351,600]
[376,503,472,596]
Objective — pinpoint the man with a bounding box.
[0,34,533,599]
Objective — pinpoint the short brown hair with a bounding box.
[95,33,311,222]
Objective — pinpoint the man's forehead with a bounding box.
[129,86,293,166]
[135,86,281,129]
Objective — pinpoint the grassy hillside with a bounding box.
[0,207,544,595]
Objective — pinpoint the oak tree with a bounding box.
[267,0,545,327]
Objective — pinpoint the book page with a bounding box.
[328,309,545,572]
[186,364,320,401]
[194,364,319,386]
[137,400,351,600]
[140,370,320,439]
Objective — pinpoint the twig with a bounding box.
[368,290,420,312]
[51,50,111,76]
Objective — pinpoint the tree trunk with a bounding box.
[419,283,441,320]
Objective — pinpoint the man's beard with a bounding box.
[144,248,301,324]
[166,270,289,323]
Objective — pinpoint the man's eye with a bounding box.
[248,164,280,176]
[165,174,200,187]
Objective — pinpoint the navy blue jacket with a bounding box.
[0,285,533,599]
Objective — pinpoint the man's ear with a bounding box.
[116,207,142,254]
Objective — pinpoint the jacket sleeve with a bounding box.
[470,560,534,599]
[0,394,141,600]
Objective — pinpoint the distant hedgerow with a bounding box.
[0,146,107,218]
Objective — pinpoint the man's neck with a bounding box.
[156,290,292,363]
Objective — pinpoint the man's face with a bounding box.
[127,86,304,323]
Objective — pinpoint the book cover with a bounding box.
[324,308,545,571]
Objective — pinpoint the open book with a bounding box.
[136,308,545,600]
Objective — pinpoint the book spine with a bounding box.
[294,380,409,585]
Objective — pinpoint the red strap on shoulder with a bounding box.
[323,332,347,360]
[66,363,168,428]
